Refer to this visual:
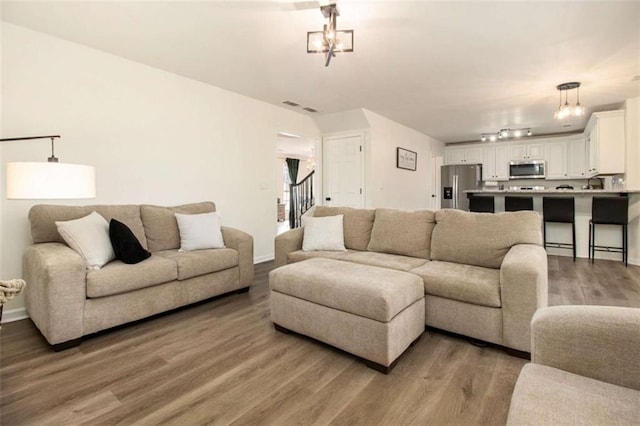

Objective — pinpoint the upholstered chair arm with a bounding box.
[274,227,304,268]
[23,243,87,345]
[221,227,254,288]
[531,305,640,390]
[500,244,548,353]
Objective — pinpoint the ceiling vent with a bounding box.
[282,100,299,107]
[303,107,318,113]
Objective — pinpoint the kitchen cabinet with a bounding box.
[544,141,568,179]
[482,145,510,180]
[509,142,544,161]
[585,110,625,177]
[567,138,587,178]
[444,146,483,165]
[544,137,586,180]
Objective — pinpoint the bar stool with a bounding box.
[542,197,576,261]
[505,196,534,212]
[469,196,495,213]
[589,196,629,266]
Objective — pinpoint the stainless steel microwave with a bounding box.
[509,160,546,179]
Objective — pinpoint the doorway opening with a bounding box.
[276,133,316,235]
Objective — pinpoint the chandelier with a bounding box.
[306,4,354,67]
[553,82,586,120]
[481,128,532,142]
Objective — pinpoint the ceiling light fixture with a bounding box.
[0,135,96,199]
[307,3,354,67]
[553,82,586,120]
[480,128,532,142]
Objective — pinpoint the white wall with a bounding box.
[624,97,640,264]
[363,109,444,210]
[1,23,320,313]
[314,109,369,134]
[624,97,640,190]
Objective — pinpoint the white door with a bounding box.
[323,134,363,207]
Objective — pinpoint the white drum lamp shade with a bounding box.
[7,162,96,199]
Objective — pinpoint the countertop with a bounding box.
[464,189,640,194]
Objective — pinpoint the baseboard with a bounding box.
[254,254,275,264]
[1,307,29,324]
[551,251,639,266]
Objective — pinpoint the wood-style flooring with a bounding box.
[1,256,639,425]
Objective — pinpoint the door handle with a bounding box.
[325,197,332,201]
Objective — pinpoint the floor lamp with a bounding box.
[0,135,96,324]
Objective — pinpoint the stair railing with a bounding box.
[289,170,315,228]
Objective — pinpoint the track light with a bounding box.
[480,128,532,142]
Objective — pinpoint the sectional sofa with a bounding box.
[24,202,253,350]
[507,305,640,424]
[275,206,548,354]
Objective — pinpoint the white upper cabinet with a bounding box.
[483,145,510,181]
[567,138,587,178]
[545,141,568,179]
[585,110,625,176]
[543,137,586,180]
[509,142,545,161]
[444,146,483,165]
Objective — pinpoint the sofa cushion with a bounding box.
[366,209,435,259]
[175,212,225,251]
[56,212,115,270]
[302,215,346,252]
[270,258,424,322]
[507,363,640,425]
[155,248,239,280]
[431,209,542,269]
[410,260,501,307]
[287,249,356,264]
[29,204,147,249]
[345,251,429,272]
[86,255,177,298]
[313,206,375,251]
[140,202,216,252]
[109,219,151,264]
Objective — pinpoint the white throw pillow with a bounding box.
[56,211,115,270]
[175,212,225,251]
[302,214,346,252]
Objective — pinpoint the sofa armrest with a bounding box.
[23,243,87,345]
[531,305,640,390]
[221,227,254,288]
[500,244,548,352]
[274,228,304,268]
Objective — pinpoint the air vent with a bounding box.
[562,123,573,128]
[302,107,318,113]
[633,75,640,82]
[282,100,299,107]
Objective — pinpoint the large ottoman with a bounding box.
[269,257,425,373]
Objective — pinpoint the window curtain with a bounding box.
[286,158,300,228]
[285,158,299,185]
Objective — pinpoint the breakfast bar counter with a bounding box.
[463,189,640,263]
[464,189,640,195]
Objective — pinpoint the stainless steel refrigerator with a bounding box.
[441,164,483,211]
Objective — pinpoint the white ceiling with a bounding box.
[2,1,640,143]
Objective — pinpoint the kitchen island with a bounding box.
[464,189,640,264]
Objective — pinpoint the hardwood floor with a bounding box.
[1,256,639,425]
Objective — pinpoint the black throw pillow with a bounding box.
[109,219,151,264]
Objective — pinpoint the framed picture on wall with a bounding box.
[397,147,417,171]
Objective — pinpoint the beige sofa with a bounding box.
[275,206,548,353]
[507,306,640,424]
[24,202,254,350]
